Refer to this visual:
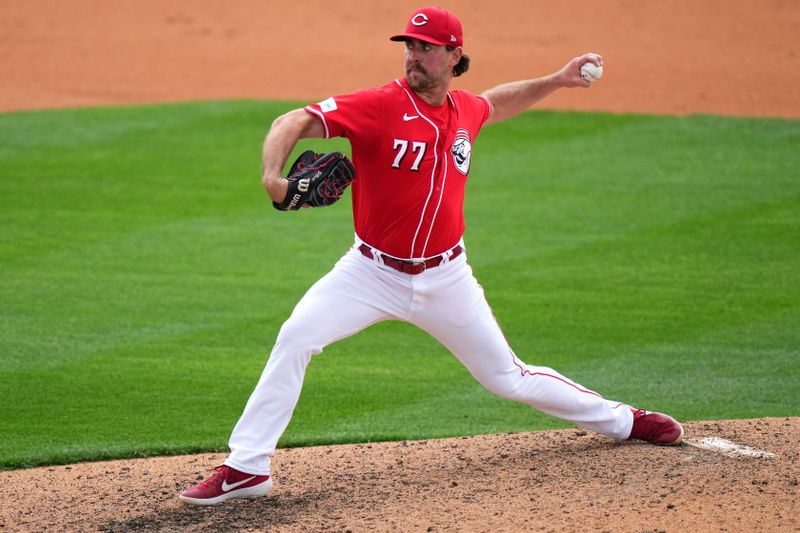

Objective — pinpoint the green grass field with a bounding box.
[1,101,798,470]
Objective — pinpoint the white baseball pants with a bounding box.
[225,241,634,475]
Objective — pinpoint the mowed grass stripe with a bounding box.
[0,102,797,469]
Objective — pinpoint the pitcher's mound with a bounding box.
[1,417,798,532]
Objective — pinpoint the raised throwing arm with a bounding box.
[482,53,602,126]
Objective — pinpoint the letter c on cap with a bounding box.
[411,13,428,26]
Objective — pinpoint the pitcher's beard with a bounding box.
[407,68,434,91]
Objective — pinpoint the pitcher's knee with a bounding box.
[482,376,529,402]
[273,319,324,359]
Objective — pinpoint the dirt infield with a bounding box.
[2,1,799,531]
[1,0,799,117]
[1,419,798,532]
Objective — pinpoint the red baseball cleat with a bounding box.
[628,408,684,445]
[179,465,272,505]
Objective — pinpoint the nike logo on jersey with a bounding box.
[221,476,256,492]
[403,113,419,121]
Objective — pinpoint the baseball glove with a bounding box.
[273,150,356,211]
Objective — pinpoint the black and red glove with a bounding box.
[273,150,355,211]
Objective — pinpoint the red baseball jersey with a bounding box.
[305,77,492,260]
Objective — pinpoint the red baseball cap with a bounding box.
[390,7,463,47]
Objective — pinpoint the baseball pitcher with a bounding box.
[180,6,683,505]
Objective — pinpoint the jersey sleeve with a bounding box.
[304,88,383,142]
[476,94,493,128]
[451,90,493,139]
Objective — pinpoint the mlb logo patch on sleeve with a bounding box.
[319,97,338,113]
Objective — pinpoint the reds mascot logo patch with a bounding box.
[451,129,472,175]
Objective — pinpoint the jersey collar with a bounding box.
[399,77,453,112]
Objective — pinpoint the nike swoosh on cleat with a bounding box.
[221,476,257,492]
[403,113,419,121]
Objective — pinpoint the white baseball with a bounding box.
[580,62,603,82]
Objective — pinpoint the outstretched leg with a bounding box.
[409,256,680,442]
